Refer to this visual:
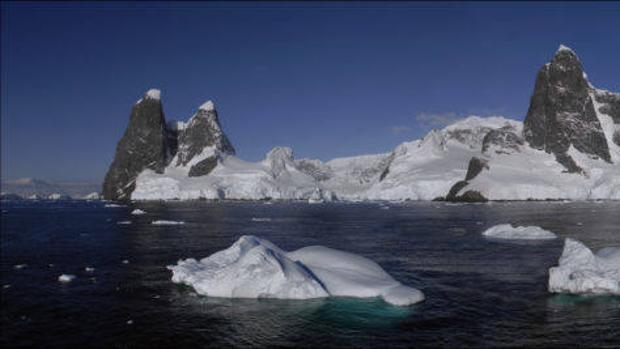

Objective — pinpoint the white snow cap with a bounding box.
[145,89,161,100]
[557,44,575,54]
[199,100,215,111]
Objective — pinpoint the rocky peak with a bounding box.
[175,101,235,168]
[523,45,611,172]
[103,89,170,200]
[103,91,237,199]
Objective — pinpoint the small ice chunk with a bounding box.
[117,221,132,225]
[105,204,126,208]
[152,220,185,225]
[122,260,130,264]
[85,267,95,273]
[131,209,147,215]
[3,284,11,289]
[168,235,424,306]
[548,238,620,295]
[58,274,76,283]
[482,224,556,240]
[13,264,27,270]
[251,217,271,222]
[126,320,133,325]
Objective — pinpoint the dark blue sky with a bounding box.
[2,2,619,182]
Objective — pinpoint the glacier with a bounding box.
[168,235,425,306]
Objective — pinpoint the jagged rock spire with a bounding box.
[523,45,611,172]
[103,89,169,200]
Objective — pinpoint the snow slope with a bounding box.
[548,238,620,295]
[168,235,424,306]
[133,116,525,201]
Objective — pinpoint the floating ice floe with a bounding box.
[58,274,76,283]
[117,221,132,225]
[13,264,28,270]
[122,260,130,264]
[482,224,557,240]
[548,238,620,296]
[105,203,126,208]
[251,217,271,222]
[85,267,95,273]
[152,220,185,225]
[168,235,424,306]
[131,209,147,215]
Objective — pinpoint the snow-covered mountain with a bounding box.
[1,178,100,199]
[447,45,620,201]
[103,45,619,202]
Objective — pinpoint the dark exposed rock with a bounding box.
[456,190,488,202]
[482,126,524,155]
[103,90,169,201]
[175,102,235,168]
[465,157,489,181]
[594,90,620,123]
[103,94,237,200]
[523,46,611,171]
[378,153,395,181]
[188,155,218,177]
[446,157,490,202]
[445,180,469,201]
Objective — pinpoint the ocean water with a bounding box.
[1,200,619,348]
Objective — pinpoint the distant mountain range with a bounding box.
[1,178,100,200]
[9,45,619,202]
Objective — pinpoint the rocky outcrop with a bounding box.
[482,126,524,155]
[175,101,235,166]
[445,157,489,202]
[523,45,611,172]
[103,91,235,200]
[593,89,620,147]
[103,90,170,201]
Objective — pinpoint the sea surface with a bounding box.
[1,200,619,348]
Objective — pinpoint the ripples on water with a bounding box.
[1,201,619,347]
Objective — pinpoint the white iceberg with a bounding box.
[548,238,620,295]
[131,209,147,215]
[168,235,424,306]
[152,220,185,225]
[482,224,557,240]
[58,274,76,283]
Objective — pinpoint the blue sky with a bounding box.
[2,2,619,182]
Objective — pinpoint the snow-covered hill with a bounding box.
[103,45,619,202]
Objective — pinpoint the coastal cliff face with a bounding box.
[103,46,620,202]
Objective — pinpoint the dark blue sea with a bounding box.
[1,200,619,348]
